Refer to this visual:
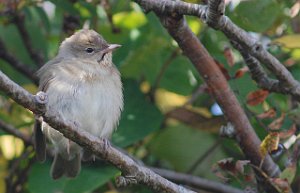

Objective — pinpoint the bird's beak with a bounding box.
[102,44,121,54]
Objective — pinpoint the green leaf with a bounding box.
[160,56,199,95]
[28,162,118,193]
[280,164,296,184]
[63,166,118,193]
[28,163,65,193]
[229,0,283,32]
[24,7,49,60]
[48,0,79,15]
[148,124,226,178]
[34,6,51,33]
[112,79,163,147]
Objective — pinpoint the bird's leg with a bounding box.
[100,138,111,151]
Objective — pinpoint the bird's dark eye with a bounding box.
[85,47,94,54]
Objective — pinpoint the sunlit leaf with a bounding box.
[260,132,280,157]
[0,135,24,160]
[274,35,300,48]
[113,11,147,29]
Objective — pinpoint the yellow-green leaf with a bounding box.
[113,11,147,29]
[274,35,300,48]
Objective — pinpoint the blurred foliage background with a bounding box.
[1,0,300,192]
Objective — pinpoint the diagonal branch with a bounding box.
[134,2,282,191]
[230,40,283,93]
[206,0,300,99]
[13,13,44,67]
[135,0,300,101]
[0,69,195,193]
[0,119,32,145]
[157,12,280,177]
[0,39,39,84]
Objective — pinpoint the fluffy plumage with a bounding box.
[34,29,123,179]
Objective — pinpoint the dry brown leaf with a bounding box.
[257,108,276,119]
[246,89,269,106]
[224,47,235,67]
[279,124,297,139]
[214,59,231,80]
[234,66,249,79]
[268,113,286,131]
[270,178,290,193]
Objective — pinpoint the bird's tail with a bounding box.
[51,153,81,180]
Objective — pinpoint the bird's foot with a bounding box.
[100,138,111,151]
[116,175,138,187]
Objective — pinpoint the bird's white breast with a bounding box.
[44,61,123,143]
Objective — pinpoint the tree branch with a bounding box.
[0,39,38,84]
[230,41,283,93]
[134,2,282,192]
[149,49,179,101]
[206,0,300,99]
[0,119,32,145]
[0,69,195,193]
[134,0,300,101]
[160,12,280,177]
[13,13,44,67]
[150,167,244,193]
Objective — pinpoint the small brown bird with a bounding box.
[34,29,123,179]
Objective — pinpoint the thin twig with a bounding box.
[231,41,283,93]
[101,0,121,33]
[13,13,44,67]
[150,167,244,193]
[0,119,32,145]
[184,83,207,106]
[0,39,38,84]
[149,49,179,101]
[187,140,221,174]
[5,147,35,193]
